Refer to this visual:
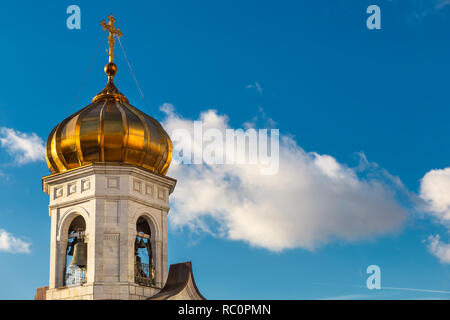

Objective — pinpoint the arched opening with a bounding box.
[135,216,155,286]
[64,215,87,287]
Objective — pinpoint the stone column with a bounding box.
[153,240,162,287]
[48,209,58,289]
[56,240,67,288]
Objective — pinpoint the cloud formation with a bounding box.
[419,168,450,264]
[420,168,450,223]
[436,0,450,10]
[246,82,263,94]
[426,235,450,264]
[0,229,31,254]
[0,127,45,164]
[162,105,407,251]
[401,0,450,21]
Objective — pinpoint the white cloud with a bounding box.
[419,167,450,264]
[405,0,450,21]
[246,82,263,94]
[0,228,31,254]
[0,127,45,164]
[419,167,450,223]
[426,235,450,264]
[162,105,407,251]
[243,106,277,129]
[436,0,450,10]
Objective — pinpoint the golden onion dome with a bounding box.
[46,15,172,176]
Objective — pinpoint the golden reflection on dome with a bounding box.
[46,15,172,176]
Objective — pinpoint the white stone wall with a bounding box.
[45,283,160,300]
[42,164,176,300]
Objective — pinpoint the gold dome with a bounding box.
[46,15,172,176]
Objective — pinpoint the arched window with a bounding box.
[64,215,87,287]
[135,216,155,286]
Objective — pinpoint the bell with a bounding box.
[69,239,87,268]
[138,238,146,249]
[67,244,74,256]
[67,238,77,256]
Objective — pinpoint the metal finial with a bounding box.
[100,14,123,64]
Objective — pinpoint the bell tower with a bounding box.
[40,15,178,300]
[42,164,176,300]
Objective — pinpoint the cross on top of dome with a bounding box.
[100,14,123,64]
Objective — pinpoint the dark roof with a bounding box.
[148,261,205,300]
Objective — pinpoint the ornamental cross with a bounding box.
[100,14,123,63]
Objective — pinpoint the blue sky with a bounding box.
[1,0,450,299]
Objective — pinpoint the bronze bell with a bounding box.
[67,244,74,256]
[138,238,146,249]
[67,238,77,256]
[69,239,87,268]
